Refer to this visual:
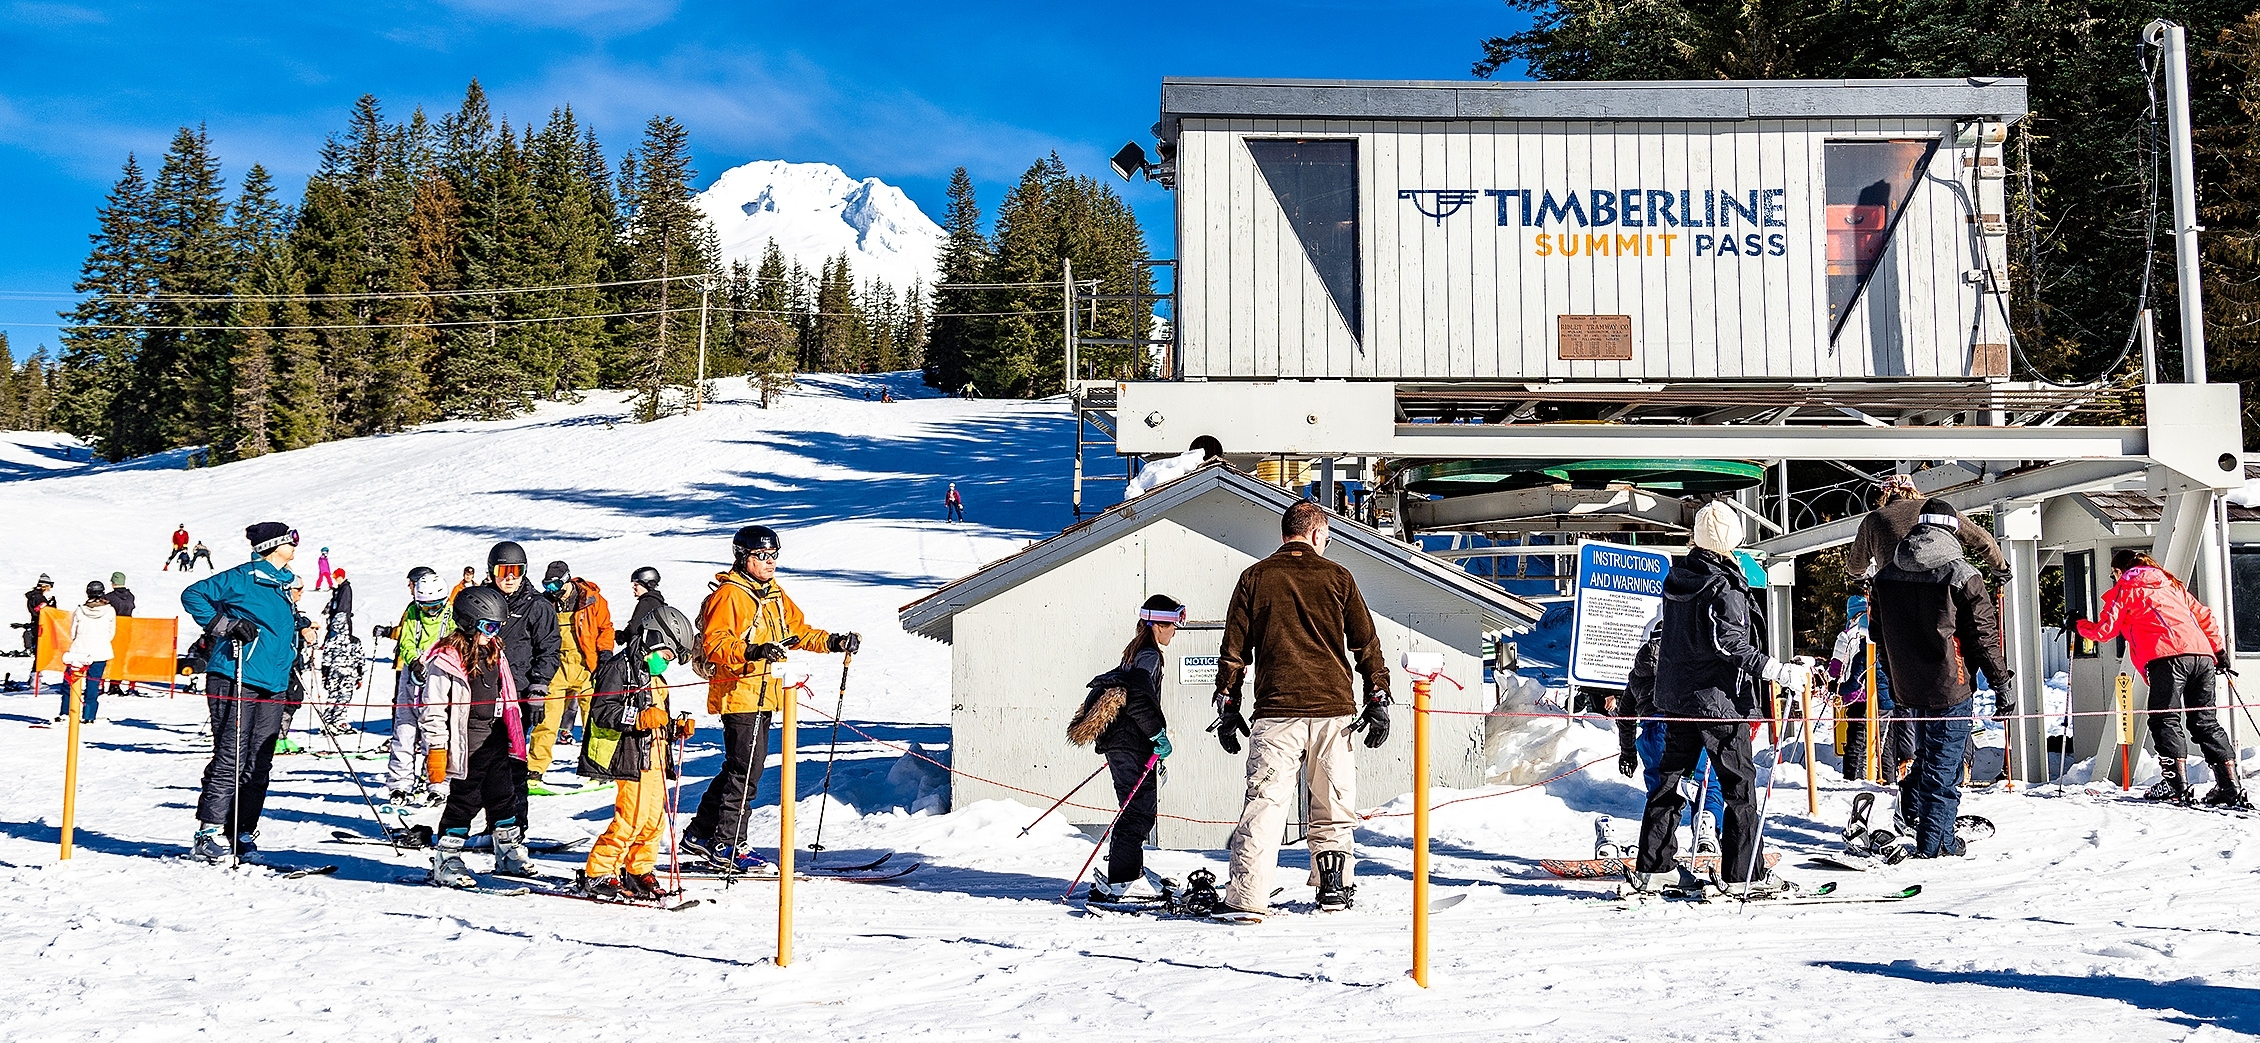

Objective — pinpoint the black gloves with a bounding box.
[524,700,546,727]
[2217,649,2236,674]
[209,613,260,643]
[747,641,791,663]
[1618,749,1640,778]
[373,623,396,640]
[408,659,427,684]
[829,632,861,655]
[1989,674,2016,719]
[1209,694,1250,755]
[1349,692,1393,749]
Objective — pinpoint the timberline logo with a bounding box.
[1400,187,1795,260]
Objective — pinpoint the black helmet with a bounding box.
[733,525,780,559]
[636,605,698,661]
[487,541,528,568]
[85,580,107,601]
[630,565,661,588]
[407,565,437,584]
[452,585,510,634]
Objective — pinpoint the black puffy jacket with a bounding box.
[577,646,680,782]
[1094,647,1168,755]
[490,581,560,697]
[1614,635,1660,755]
[1653,548,1771,721]
[1870,525,2012,711]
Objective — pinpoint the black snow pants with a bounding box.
[2146,654,2234,763]
[689,711,772,849]
[197,674,287,834]
[1102,746,1160,883]
[1636,721,1762,882]
[439,719,524,834]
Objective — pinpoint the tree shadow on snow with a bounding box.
[1817,960,2260,1034]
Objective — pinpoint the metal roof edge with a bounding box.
[897,462,1544,641]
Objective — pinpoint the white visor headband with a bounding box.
[1139,607,1185,625]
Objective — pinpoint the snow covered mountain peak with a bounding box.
[698,160,943,292]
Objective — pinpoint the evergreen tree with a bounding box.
[525,108,607,399]
[738,245,797,406]
[615,115,715,421]
[55,155,153,457]
[129,125,235,457]
[221,164,288,460]
[2202,11,2260,444]
[975,154,1153,396]
[924,167,989,392]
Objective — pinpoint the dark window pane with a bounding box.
[2064,549,2098,658]
[2234,546,2260,653]
[1823,139,1938,340]
[1246,138,1361,344]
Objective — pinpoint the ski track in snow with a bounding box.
[1,374,2257,1041]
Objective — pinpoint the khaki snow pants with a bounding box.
[526,653,592,777]
[1224,715,1358,912]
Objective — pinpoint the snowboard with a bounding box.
[1540,851,1780,879]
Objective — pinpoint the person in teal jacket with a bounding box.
[179,521,301,864]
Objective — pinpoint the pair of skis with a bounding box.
[328,827,590,854]
[391,872,702,910]
[659,851,917,884]
[1616,879,1924,907]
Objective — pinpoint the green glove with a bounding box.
[1152,730,1173,759]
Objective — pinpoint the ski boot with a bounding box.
[708,843,771,874]
[234,832,264,865]
[1313,850,1355,911]
[678,830,715,864]
[492,823,537,877]
[431,830,475,887]
[1087,868,1156,907]
[191,825,229,864]
[273,735,304,755]
[626,871,670,899]
[2202,761,2253,810]
[1720,870,1797,900]
[582,873,632,900]
[1692,811,1721,856]
[2145,759,2196,806]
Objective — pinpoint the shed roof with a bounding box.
[899,463,1546,643]
[1158,76,2029,141]
[2081,491,2260,526]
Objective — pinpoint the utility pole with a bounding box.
[694,275,711,411]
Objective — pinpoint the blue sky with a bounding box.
[0,0,1521,355]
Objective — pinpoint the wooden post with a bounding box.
[1411,673,1432,989]
[778,675,799,966]
[1865,640,1881,782]
[1802,675,1819,815]
[61,669,83,860]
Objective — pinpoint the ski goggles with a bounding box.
[1138,606,1186,625]
[473,618,502,637]
[493,563,524,582]
[543,578,566,593]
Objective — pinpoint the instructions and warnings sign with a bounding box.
[1568,542,1673,688]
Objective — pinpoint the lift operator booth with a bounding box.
[1091,75,2246,783]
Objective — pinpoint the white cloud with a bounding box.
[432,0,681,35]
[7,2,106,26]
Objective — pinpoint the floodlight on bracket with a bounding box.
[1110,140,1175,187]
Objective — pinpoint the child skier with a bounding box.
[380,567,453,806]
[315,548,333,590]
[1069,594,1182,904]
[577,605,699,900]
[420,586,537,886]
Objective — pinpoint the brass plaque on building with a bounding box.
[1557,314,1634,360]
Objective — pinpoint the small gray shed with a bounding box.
[899,463,1545,849]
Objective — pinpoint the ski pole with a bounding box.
[1018,763,1109,838]
[1738,679,1790,905]
[809,652,852,860]
[1059,753,1158,903]
[327,722,406,850]
[230,645,245,869]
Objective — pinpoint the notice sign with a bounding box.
[1179,655,1219,687]
[1568,542,1672,688]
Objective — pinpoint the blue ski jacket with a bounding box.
[181,558,299,693]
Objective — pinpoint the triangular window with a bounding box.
[1246,139,1361,345]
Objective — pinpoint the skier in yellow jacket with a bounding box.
[681,524,859,871]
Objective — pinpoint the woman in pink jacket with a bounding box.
[2076,549,2245,808]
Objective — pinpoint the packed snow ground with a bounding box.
[1,376,2258,1042]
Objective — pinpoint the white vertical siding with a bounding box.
[1173,115,1997,380]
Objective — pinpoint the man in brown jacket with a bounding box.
[1210,501,1392,922]
[1843,475,2009,581]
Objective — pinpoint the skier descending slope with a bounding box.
[420,586,537,887]
[1211,501,1392,923]
[180,522,302,864]
[1628,502,1810,898]
[1870,499,2016,856]
[577,605,699,900]
[379,567,453,805]
[2076,549,2246,809]
[683,524,859,871]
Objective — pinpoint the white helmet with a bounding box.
[408,566,446,607]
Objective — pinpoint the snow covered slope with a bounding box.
[698,160,943,291]
[0,379,2257,1040]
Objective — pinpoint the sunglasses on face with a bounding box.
[474,618,502,637]
[749,550,779,563]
